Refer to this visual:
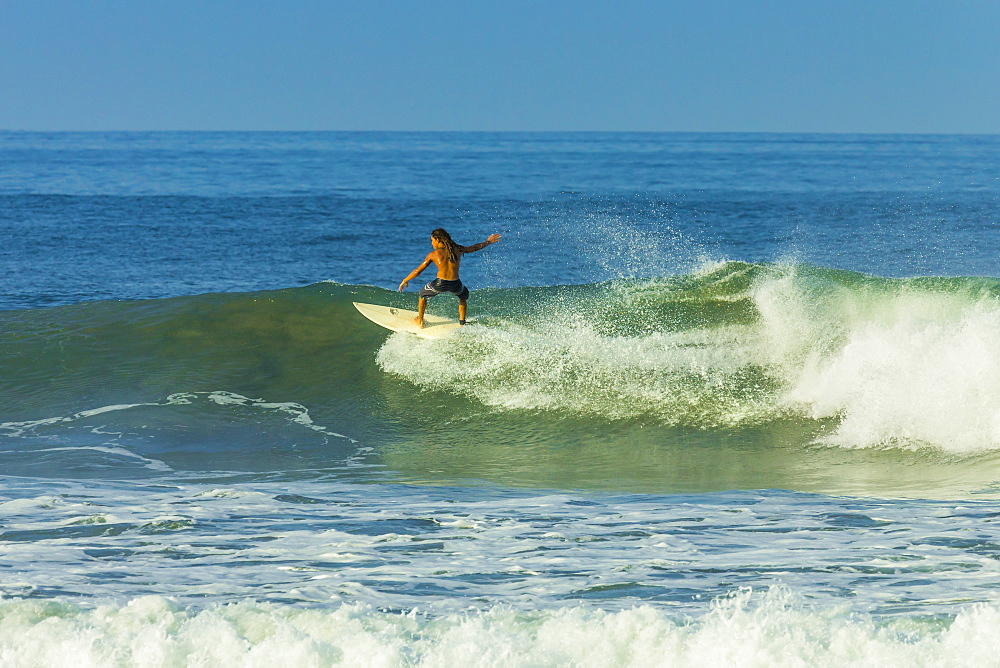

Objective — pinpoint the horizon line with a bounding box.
[2,128,999,137]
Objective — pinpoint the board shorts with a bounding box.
[419,278,470,301]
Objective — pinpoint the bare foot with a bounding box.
[413,316,424,328]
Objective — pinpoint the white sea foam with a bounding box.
[28,445,172,472]
[6,478,998,616]
[377,312,774,426]
[2,587,999,667]
[754,269,1000,452]
[0,391,356,452]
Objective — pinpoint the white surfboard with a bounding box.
[353,302,464,339]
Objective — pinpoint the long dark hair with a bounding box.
[431,228,461,263]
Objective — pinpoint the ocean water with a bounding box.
[1,131,999,666]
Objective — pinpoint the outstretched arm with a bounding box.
[459,233,502,254]
[398,255,433,291]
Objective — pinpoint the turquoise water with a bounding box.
[1,132,999,665]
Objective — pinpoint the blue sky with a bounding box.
[2,0,998,132]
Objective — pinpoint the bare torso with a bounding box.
[427,248,461,280]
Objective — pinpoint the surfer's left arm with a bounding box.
[398,254,433,291]
[459,233,502,254]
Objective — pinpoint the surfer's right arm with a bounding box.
[398,254,433,291]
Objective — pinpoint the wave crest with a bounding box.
[379,263,1000,452]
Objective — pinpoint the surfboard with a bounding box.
[353,302,464,339]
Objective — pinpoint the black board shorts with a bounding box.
[419,278,470,300]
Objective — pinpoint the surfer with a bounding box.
[398,228,501,328]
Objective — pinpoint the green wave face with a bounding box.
[3,263,1000,496]
[381,263,1000,443]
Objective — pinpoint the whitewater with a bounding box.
[1,131,999,666]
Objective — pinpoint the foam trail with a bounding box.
[1,391,354,443]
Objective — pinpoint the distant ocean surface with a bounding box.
[2,132,1000,666]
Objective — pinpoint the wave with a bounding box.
[379,262,1000,453]
[2,587,998,667]
[2,262,999,476]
